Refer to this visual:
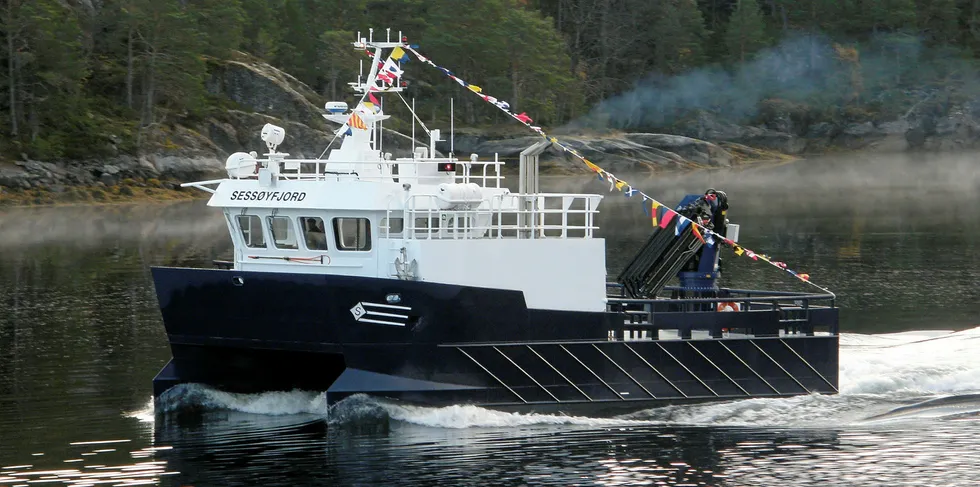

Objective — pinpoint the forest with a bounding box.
[1,0,979,161]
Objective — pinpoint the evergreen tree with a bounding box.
[916,0,959,44]
[240,0,282,59]
[273,0,320,85]
[501,6,583,123]
[121,0,207,145]
[0,0,88,156]
[188,0,246,57]
[725,0,768,63]
[652,0,708,74]
[786,0,850,34]
[864,0,917,33]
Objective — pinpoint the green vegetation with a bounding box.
[3,0,980,161]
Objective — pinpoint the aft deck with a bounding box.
[606,284,839,340]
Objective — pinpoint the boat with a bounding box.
[150,31,839,416]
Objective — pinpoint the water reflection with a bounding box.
[150,405,840,487]
[0,201,228,461]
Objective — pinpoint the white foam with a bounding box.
[124,398,156,423]
[840,327,980,396]
[380,402,647,429]
[153,383,326,416]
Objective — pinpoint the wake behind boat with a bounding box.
[150,30,839,415]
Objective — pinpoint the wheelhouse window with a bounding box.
[300,217,328,250]
[236,215,266,248]
[333,217,372,251]
[267,216,298,250]
[379,217,404,238]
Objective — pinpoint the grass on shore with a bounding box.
[0,177,202,207]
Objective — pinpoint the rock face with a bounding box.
[206,58,327,128]
[442,132,734,174]
[676,110,808,155]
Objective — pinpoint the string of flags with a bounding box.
[393,45,831,294]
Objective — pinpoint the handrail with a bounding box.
[388,192,601,240]
[607,294,836,305]
[230,155,508,189]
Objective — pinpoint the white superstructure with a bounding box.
[184,32,606,313]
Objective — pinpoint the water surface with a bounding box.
[1,152,978,485]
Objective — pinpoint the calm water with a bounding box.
[1,153,979,486]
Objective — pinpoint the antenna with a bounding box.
[450,97,454,155]
[369,28,373,43]
[379,96,384,154]
[412,97,416,155]
[386,28,391,42]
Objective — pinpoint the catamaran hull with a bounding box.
[151,266,839,413]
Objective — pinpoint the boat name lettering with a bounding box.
[230,191,307,202]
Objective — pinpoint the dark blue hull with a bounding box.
[151,267,839,414]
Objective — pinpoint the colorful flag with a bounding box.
[467,84,482,94]
[734,246,745,256]
[362,102,380,113]
[651,202,660,227]
[624,187,637,197]
[348,112,367,130]
[675,216,691,236]
[515,112,533,124]
[691,224,705,243]
[382,57,404,78]
[659,209,677,229]
[583,159,601,173]
[369,93,381,105]
[391,46,409,62]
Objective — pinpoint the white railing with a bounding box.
[235,155,506,188]
[382,193,601,240]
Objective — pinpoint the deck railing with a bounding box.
[238,156,507,188]
[605,283,839,340]
[383,192,602,240]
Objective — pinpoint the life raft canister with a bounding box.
[717,301,740,312]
